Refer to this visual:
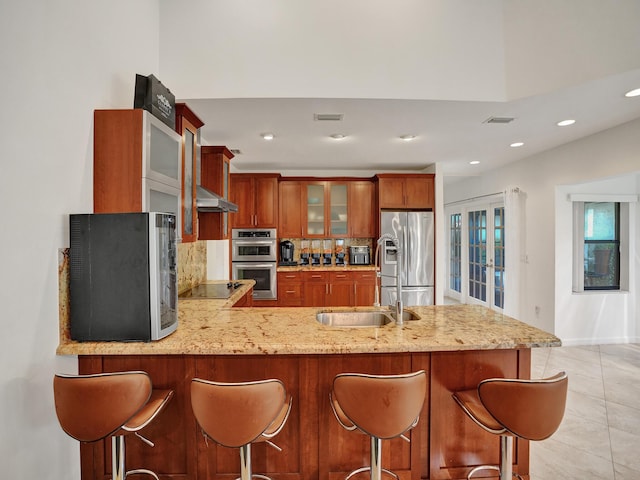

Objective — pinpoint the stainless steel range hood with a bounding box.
[196,185,238,212]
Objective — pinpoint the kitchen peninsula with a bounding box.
[57,283,560,480]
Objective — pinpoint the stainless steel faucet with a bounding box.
[375,234,403,325]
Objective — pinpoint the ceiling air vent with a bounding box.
[229,149,242,155]
[484,116,515,124]
[314,113,344,121]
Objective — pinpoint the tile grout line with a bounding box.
[599,345,618,480]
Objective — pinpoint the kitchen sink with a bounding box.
[315,309,420,327]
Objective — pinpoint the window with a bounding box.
[583,202,620,290]
[572,196,634,293]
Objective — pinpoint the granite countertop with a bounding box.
[56,292,561,356]
[277,265,377,272]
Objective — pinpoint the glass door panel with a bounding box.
[307,184,325,235]
[330,184,347,236]
[449,213,462,293]
[493,207,505,309]
[183,128,194,237]
[466,204,504,311]
[468,210,487,304]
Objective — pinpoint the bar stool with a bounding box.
[53,371,174,480]
[190,378,292,480]
[330,370,427,480]
[452,371,568,480]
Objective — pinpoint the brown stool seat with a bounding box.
[453,371,568,480]
[191,378,292,480]
[53,371,173,480]
[330,370,427,480]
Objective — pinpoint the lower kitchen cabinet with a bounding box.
[352,271,376,306]
[326,271,353,306]
[77,349,531,480]
[278,271,304,306]
[276,269,376,307]
[304,271,329,307]
[232,288,254,307]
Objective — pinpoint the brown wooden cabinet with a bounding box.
[304,271,330,306]
[232,288,254,307]
[199,146,233,240]
[297,271,373,307]
[326,271,353,306]
[348,181,376,237]
[352,270,376,306]
[93,109,183,236]
[279,179,375,239]
[230,174,279,228]
[278,181,305,237]
[174,104,204,243]
[377,174,435,209]
[278,271,304,306]
[77,349,531,480]
[306,182,351,238]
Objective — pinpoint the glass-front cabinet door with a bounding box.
[306,183,325,235]
[330,184,347,236]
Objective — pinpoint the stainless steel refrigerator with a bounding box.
[380,211,434,306]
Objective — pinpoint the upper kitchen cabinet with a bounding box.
[93,109,183,238]
[230,174,279,229]
[307,181,351,238]
[329,183,348,236]
[279,179,375,238]
[199,146,233,239]
[306,182,327,236]
[174,103,204,243]
[278,181,304,237]
[376,174,435,209]
[348,181,375,237]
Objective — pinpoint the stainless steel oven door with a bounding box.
[232,262,277,300]
[231,239,277,262]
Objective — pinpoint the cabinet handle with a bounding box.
[286,290,296,294]
[335,274,347,279]
[326,285,330,295]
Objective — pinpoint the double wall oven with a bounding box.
[231,228,277,300]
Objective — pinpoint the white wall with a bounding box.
[160,0,507,101]
[444,118,640,343]
[503,0,640,99]
[0,1,160,479]
[160,0,640,103]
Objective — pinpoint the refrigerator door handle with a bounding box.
[404,229,409,285]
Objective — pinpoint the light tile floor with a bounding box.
[530,344,640,480]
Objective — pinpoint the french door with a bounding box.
[448,203,505,311]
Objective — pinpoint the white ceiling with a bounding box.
[186,69,640,179]
[161,1,640,181]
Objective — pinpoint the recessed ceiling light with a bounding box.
[261,133,274,140]
[625,88,640,98]
[510,142,524,147]
[399,134,416,141]
[469,161,480,165]
[330,133,346,140]
[557,119,576,127]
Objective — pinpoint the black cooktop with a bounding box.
[179,282,242,299]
